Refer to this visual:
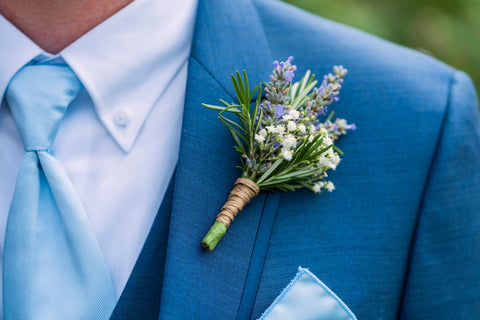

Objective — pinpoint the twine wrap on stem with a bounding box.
[202,178,260,251]
[216,178,260,227]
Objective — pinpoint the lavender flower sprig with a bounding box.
[201,57,355,251]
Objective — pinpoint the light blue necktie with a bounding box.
[3,64,116,319]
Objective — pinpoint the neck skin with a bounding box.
[0,0,134,54]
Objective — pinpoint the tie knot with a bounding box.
[5,64,83,151]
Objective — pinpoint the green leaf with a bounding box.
[231,73,242,101]
[289,70,318,109]
[256,158,284,185]
[309,144,333,160]
[234,145,247,155]
[251,85,262,129]
[273,167,317,181]
[234,106,251,134]
[249,83,262,103]
[235,72,247,104]
[333,145,344,156]
[274,183,298,191]
[217,114,246,133]
[293,134,324,162]
[257,177,292,187]
[202,103,241,113]
[230,72,239,90]
[326,111,335,122]
[289,81,299,99]
[219,99,242,109]
[254,108,264,133]
[217,116,248,151]
[243,70,249,99]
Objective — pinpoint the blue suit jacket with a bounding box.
[112,0,480,319]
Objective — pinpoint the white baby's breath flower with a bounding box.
[312,181,325,193]
[298,124,306,133]
[266,125,276,133]
[317,156,330,169]
[324,147,335,159]
[281,134,297,149]
[255,134,265,144]
[289,110,300,119]
[281,148,293,161]
[326,181,335,192]
[287,121,297,132]
[283,114,292,121]
[275,125,286,135]
[308,135,314,143]
[323,136,333,146]
[309,125,316,133]
[329,153,341,170]
[259,128,267,137]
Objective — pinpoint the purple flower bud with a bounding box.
[272,61,279,67]
[349,123,357,130]
[275,104,285,118]
[284,70,294,82]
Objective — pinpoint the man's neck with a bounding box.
[0,0,134,54]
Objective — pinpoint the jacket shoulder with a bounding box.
[254,0,459,112]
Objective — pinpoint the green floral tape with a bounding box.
[202,221,227,251]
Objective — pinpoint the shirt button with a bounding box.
[114,108,131,127]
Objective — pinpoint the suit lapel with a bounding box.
[159,0,275,318]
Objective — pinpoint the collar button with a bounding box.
[114,108,131,127]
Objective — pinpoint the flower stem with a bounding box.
[202,221,227,251]
[201,178,260,251]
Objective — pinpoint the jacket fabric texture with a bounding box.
[110,0,480,318]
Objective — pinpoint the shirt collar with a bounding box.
[0,15,43,103]
[0,0,198,152]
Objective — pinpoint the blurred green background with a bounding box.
[284,0,480,97]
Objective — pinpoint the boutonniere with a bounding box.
[201,57,355,251]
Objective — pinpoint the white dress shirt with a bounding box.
[0,0,198,314]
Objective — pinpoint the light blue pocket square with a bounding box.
[259,267,357,320]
